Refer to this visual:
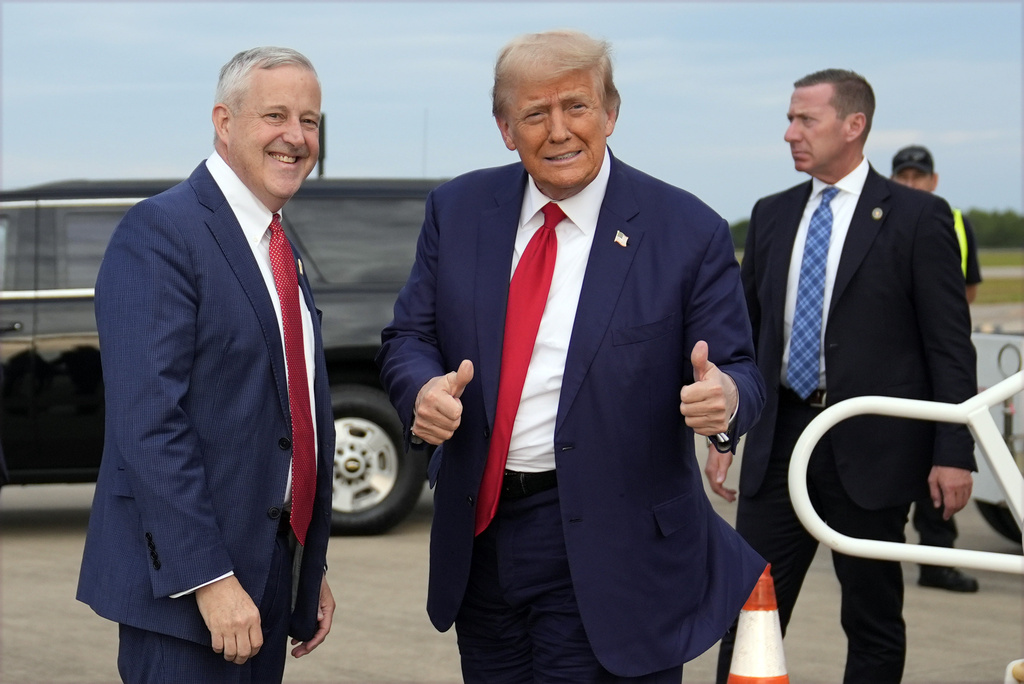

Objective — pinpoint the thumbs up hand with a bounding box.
[412,359,475,445]
[679,340,737,436]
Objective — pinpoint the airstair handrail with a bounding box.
[788,372,1024,575]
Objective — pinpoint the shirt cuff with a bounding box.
[170,571,234,599]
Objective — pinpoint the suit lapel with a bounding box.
[190,165,290,416]
[829,167,889,316]
[556,160,642,428]
[475,171,528,428]
[767,183,812,332]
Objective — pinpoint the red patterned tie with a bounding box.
[474,201,565,535]
[269,213,316,546]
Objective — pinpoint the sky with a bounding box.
[2,1,1021,223]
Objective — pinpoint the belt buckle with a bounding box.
[809,389,827,408]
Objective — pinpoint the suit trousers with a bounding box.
[913,496,958,548]
[455,486,683,684]
[716,394,911,684]
[117,528,294,684]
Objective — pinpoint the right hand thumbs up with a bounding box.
[448,359,475,399]
[412,359,475,445]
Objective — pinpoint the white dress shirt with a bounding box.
[781,156,870,390]
[205,152,319,481]
[504,150,610,473]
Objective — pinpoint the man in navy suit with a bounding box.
[378,30,766,682]
[78,47,335,683]
[707,70,977,683]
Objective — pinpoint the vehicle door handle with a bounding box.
[1,321,24,333]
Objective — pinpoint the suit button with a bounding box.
[153,560,161,570]
[483,426,490,439]
[268,506,282,520]
[467,496,474,505]
[279,437,291,450]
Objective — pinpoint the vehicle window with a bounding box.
[284,198,424,285]
[0,210,28,291]
[58,209,126,289]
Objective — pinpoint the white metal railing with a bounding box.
[788,372,1024,575]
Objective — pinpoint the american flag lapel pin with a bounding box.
[614,230,629,247]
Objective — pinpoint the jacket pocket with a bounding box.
[611,314,677,346]
[110,468,135,498]
[652,490,697,538]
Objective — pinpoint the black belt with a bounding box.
[502,470,557,501]
[781,386,827,408]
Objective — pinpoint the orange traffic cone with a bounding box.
[727,564,789,683]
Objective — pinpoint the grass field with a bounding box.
[975,278,1023,304]
[979,249,1024,268]
[977,249,1023,304]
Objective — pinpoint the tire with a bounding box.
[975,500,1022,544]
[328,384,426,535]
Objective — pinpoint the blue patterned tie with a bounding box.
[787,186,839,399]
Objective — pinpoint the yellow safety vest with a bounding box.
[952,208,968,278]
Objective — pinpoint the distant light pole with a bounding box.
[317,112,326,179]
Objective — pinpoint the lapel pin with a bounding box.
[614,230,629,247]
[871,207,883,220]
[297,258,304,275]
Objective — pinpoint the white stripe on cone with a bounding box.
[730,610,788,678]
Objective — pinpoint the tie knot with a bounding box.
[821,187,839,206]
[541,202,567,230]
[269,213,283,235]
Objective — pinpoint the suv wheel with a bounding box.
[975,500,1022,543]
[330,385,425,535]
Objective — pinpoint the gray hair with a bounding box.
[492,30,621,119]
[215,46,319,112]
[794,68,875,140]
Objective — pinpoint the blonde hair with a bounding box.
[492,30,620,119]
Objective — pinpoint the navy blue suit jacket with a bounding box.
[77,162,334,645]
[378,154,767,676]
[740,167,977,509]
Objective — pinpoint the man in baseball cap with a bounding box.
[892,144,982,594]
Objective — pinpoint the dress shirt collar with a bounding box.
[810,155,869,202]
[521,146,611,235]
[205,151,279,249]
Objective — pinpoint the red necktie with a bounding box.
[474,201,565,535]
[269,213,316,546]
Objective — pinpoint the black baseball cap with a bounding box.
[892,145,934,175]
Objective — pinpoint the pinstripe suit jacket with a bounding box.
[77,162,334,644]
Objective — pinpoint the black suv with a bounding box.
[0,176,442,534]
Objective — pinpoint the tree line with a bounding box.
[729,208,1023,249]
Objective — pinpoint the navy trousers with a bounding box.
[716,396,910,684]
[455,486,683,684]
[117,529,294,684]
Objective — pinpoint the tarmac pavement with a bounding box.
[2,450,1021,684]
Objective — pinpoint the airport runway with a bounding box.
[2,455,1021,684]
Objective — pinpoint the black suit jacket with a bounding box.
[740,166,976,510]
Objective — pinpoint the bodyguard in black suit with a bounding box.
[707,69,977,683]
